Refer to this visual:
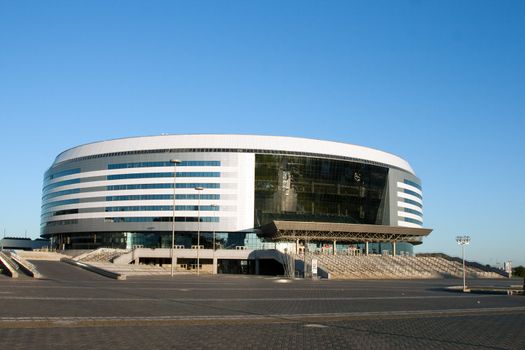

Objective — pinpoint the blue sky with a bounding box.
[0,1,523,266]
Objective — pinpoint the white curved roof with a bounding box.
[54,134,415,175]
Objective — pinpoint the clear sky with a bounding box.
[1,1,523,266]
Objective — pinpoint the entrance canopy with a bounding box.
[259,221,432,244]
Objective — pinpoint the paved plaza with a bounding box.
[1,261,524,349]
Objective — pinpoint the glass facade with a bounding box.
[254,154,389,226]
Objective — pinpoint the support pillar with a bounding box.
[333,240,337,255]
[365,242,369,256]
[212,257,218,275]
[392,241,396,256]
[255,259,260,275]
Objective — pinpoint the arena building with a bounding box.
[41,135,431,256]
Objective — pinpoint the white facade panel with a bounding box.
[54,135,415,175]
[396,182,422,196]
[397,191,423,205]
[397,221,422,228]
[397,201,424,213]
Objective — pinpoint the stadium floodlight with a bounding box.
[170,159,181,277]
[456,235,471,291]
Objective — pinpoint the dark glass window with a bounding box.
[404,217,423,225]
[403,208,423,217]
[254,155,389,226]
[44,168,81,182]
[43,178,80,192]
[106,183,220,190]
[108,161,220,169]
[403,179,422,190]
[107,172,220,180]
[41,199,80,210]
[403,189,422,200]
[107,217,219,223]
[42,189,80,201]
[106,194,220,201]
[403,198,422,208]
[105,205,219,212]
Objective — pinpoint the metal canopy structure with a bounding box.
[259,221,433,244]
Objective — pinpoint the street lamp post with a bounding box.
[211,204,217,251]
[456,235,471,291]
[170,159,181,277]
[195,186,204,275]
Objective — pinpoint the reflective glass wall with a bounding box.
[254,155,389,226]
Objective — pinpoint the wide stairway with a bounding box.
[312,255,506,279]
[75,248,130,263]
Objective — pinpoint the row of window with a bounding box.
[43,183,221,202]
[106,194,220,201]
[42,199,79,210]
[43,194,222,211]
[108,161,221,169]
[41,209,78,219]
[403,198,423,209]
[40,219,78,228]
[404,217,423,225]
[403,179,422,190]
[44,168,81,182]
[403,189,423,200]
[107,172,220,180]
[403,208,423,217]
[43,178,80,192]
[107,183,221,190]
[108,216,219,223]
[105,205,220,212]
[42,189,80,201]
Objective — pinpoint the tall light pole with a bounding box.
[211,204,217,251]
[170,159,181,277]
[456,235,471,291]
[195,186,204,275]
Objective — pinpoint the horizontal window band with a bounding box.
[106,194,220,201]
[40,216,219,227]
[404,217,423,226]
[107,217,219,223]
[107,172,220,180]
[106,205,220,212]
[107,183,221,190]
[44,168,81,183]
[42,189,81,201]
[403,189,422,200]
[41,199,80,210]
[403,179,422,190]
[43,179,80,192]
[403,198,423,208]
[109,161,220,169]
[42,183,223,202]
[44,174,221,193]
[403,208,423,217]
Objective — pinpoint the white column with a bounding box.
[212,257,218,275]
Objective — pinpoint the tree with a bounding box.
[512,266,525,278]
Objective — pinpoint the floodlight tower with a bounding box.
[456,235,471,291]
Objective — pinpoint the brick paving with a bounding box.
[0,261,524,349]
